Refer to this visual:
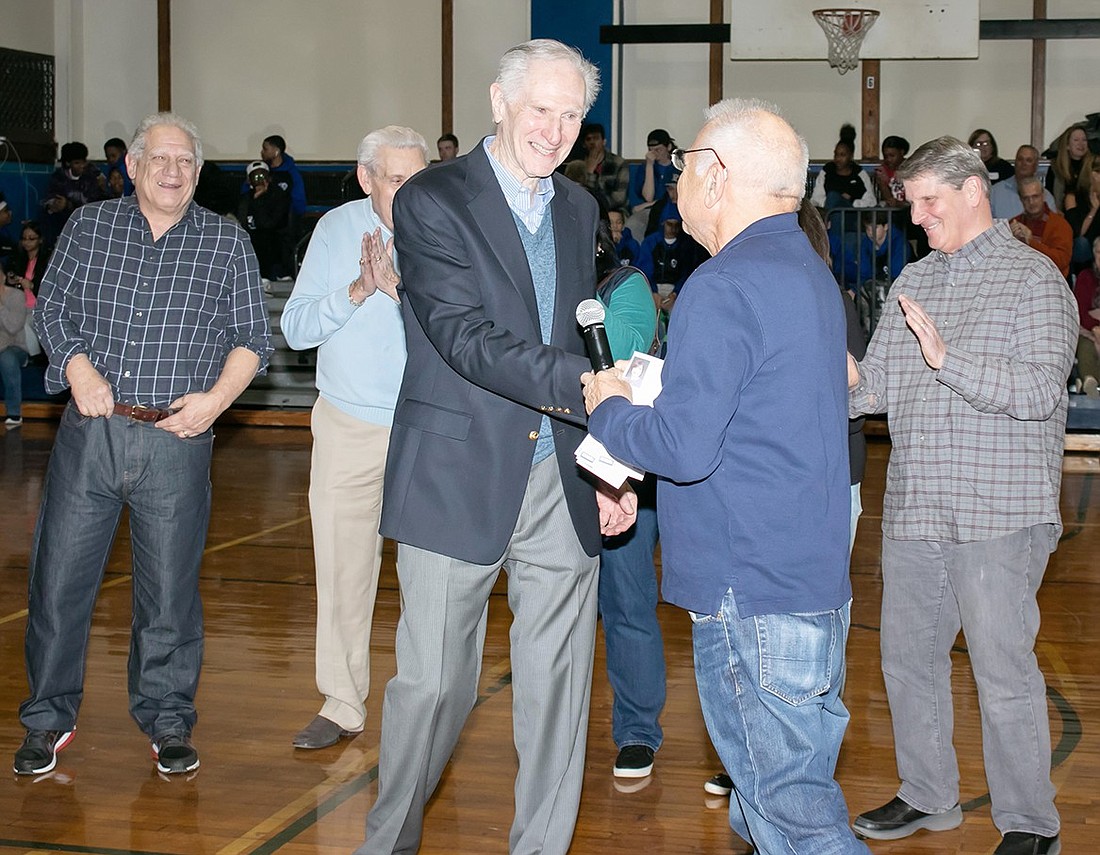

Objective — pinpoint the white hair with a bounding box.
[357,126,430,172]
[700,98,808,203]
[129,112,204,167]
[495,39,601,115]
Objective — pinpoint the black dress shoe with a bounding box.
[993,832,1061,855]
[853,795,962,840]
[292,715,358,749]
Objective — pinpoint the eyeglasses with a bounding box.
[973,140,993,148]
[671,147,726,172]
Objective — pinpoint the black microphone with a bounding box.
[576,299,615,372]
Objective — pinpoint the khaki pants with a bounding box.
[308,396,390,731]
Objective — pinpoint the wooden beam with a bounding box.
[980,18,1100,39]
[861,59,880,161]
[1031,0,1046,149]
[441,0,453,135]
[600,24,730,45]
[157,0,171,111]
[708,0,722,105]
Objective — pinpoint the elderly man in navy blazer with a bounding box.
[356,39,636,855]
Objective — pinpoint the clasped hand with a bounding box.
[351,228,400,304]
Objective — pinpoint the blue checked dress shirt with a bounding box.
[35,196,272,407]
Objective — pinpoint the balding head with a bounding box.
[676,98,808,253]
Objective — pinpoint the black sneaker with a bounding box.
[612,744,654,778]
[151,733,200,774]
[14,729,75,775]
[704,772,734,796]
[853,795,962,840]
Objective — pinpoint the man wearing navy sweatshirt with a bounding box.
[281,126,428,750]
[582,99,868,854]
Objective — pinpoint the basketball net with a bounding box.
[813,8,880,74]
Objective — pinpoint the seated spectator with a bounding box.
[968,128,1014,184]
[238,161,291,282]
[42,141,107,244]
[1046,123,1094,212]
[636,214,702,311]
[644,173,684,236]
[2,220,46,360]
[0,269,29,427]
[1073,236,1100,384]
[989,144,1055,220]
[1010,176,1073,278]
[105,168,126,198]
[608,209,640,267]
[839,209,909,291]
[102,137,133,195]
[1065,159,1100,268]
[873,135,909,208]
[579,123,631,214]
[630,128,679,208]
[260,134,307,279]
[3,220,49,303]
[811,124,875,233]
[436,133,459,161]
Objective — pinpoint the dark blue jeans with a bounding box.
[599,476,665,751]
[0,345,28,418]
[20,403,213,738]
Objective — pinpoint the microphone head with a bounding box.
[576,298,606,326]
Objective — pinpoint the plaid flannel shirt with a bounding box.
[850,221,1077,544]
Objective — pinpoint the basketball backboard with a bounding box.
[729,0,979,61]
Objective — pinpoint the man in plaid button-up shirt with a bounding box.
[849,137,1075,855]
[15,112,271,779]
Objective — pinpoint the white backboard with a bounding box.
[730,0,980,61]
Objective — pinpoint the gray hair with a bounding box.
[1016,175,1044,196]
[701,98,809,203]
[897,135,990,198]
[495,39,601,116]
[129,112,204,167]
[357,126,430,172]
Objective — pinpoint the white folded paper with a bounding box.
[575,352,664,487]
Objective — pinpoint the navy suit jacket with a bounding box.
[381,141,602,563]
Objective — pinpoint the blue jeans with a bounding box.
[0,345,28,418]
[691,588,868,854]
[599,476,664,750]
[20,403,214,738]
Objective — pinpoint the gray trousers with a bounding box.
[357,457,600,855]
[880,525,1060,837]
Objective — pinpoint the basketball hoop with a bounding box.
[813,8,880,74]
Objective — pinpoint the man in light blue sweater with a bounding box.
[281,126,428,750]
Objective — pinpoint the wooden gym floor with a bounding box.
[0,420,1097,854]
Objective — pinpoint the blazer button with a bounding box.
[528,430,539,440]
[563,408,571,414]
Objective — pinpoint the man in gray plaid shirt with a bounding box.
[15,112,271,778]
[848,136,1075,855]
